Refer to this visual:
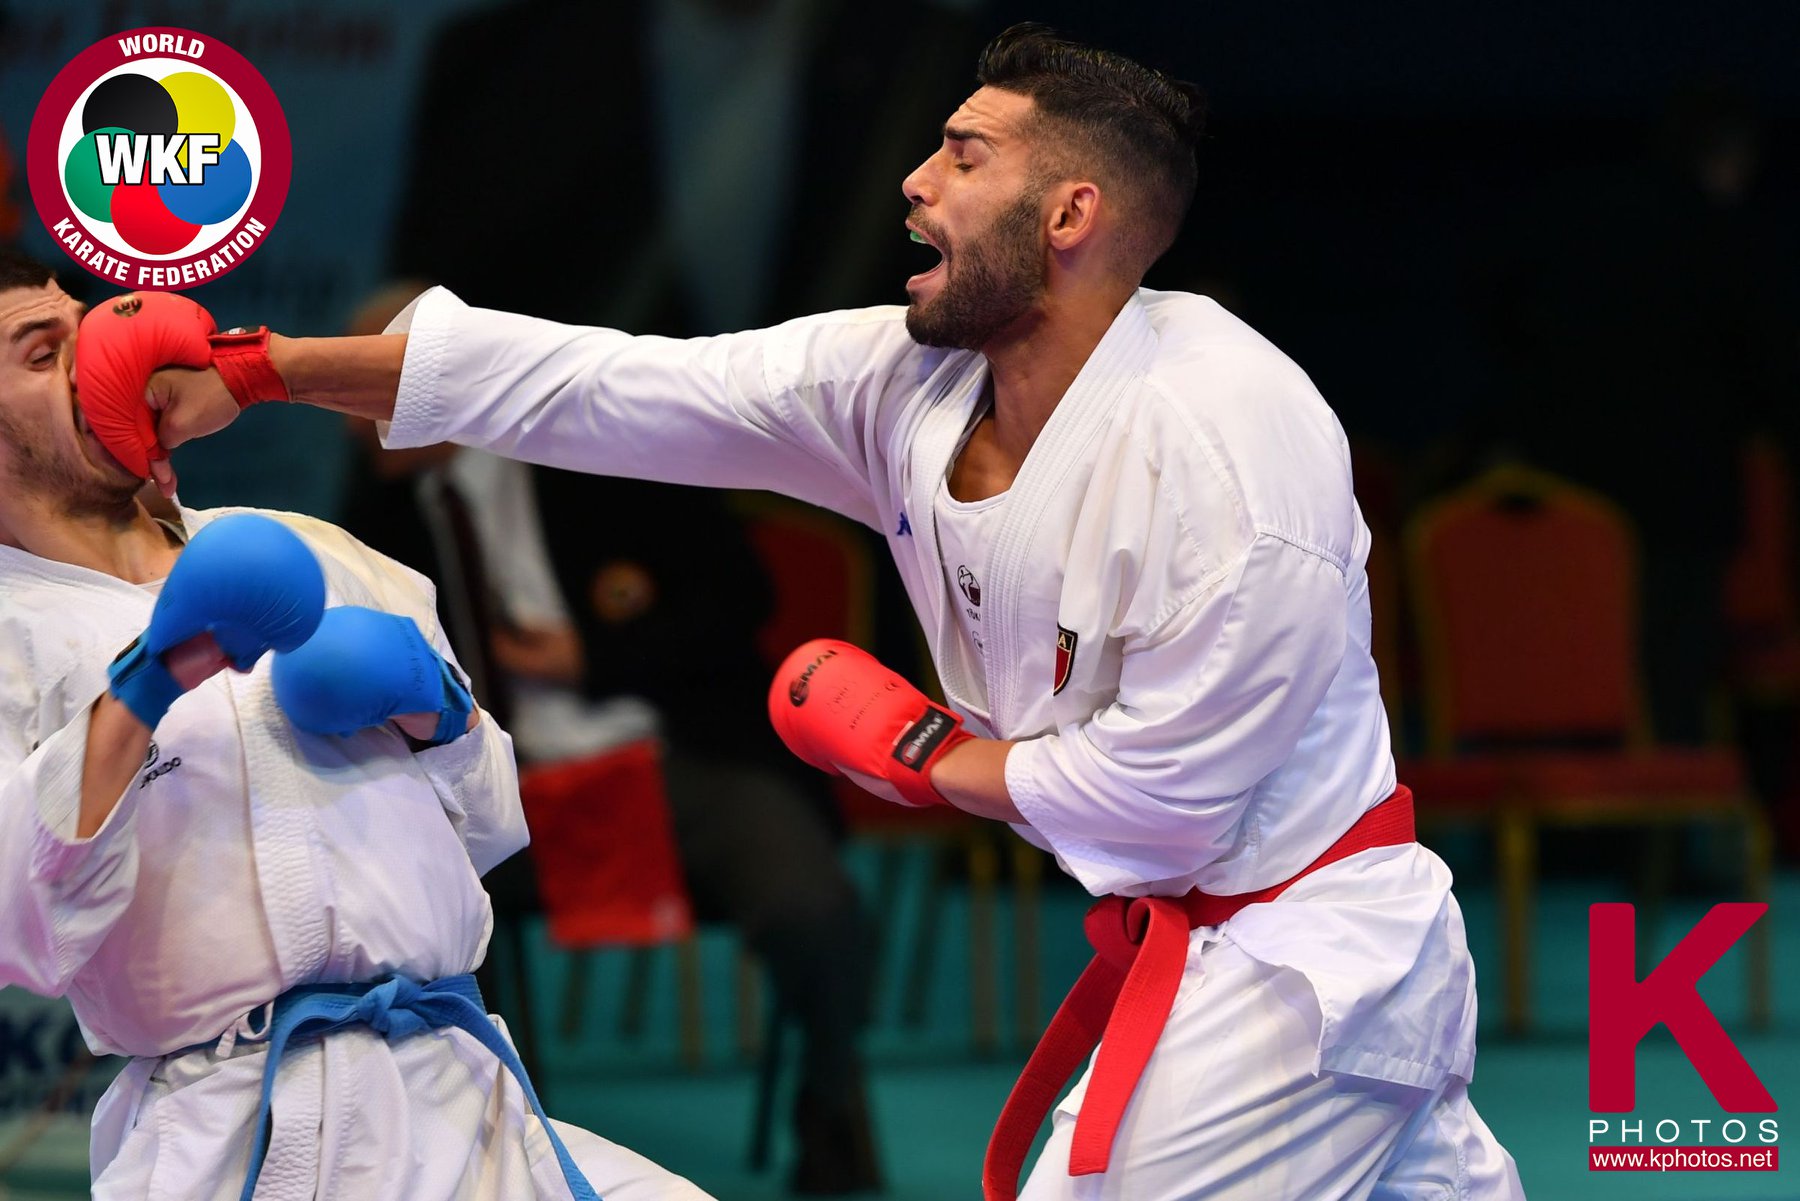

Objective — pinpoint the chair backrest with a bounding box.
[1407,464,1645,753]
[1725,438,1796,631]
[519,740,694,948]
[741,498,876,667]
[1723,439,1800,691]
[737,497,974,831]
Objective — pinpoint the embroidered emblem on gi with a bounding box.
[957,564,981,607]
[1053,626,1078,696]
[895,511,912,537]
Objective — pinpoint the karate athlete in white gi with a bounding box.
[0,253,712,1201]
[92,23,1528,1201]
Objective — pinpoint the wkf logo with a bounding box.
[27,27,290,290]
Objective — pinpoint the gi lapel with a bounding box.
[186,507,337,982]
[983,293,1158,736]
[906,356,989,707]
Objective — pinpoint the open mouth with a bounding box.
[905,224,947,290]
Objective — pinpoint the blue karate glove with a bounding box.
[108,514,327,729]
[270,605,475,746]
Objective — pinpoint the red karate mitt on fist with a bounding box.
[74,292,288,478]
[768,638,973,807]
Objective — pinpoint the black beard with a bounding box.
[57,474,142,520]
[0,406,141,519]
[905,191,1045,350]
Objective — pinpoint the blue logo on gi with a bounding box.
[895,510,912,537]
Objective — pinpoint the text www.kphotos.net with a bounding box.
[1589,1146,1779,1172]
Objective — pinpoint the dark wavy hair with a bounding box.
[977,23,1204,278]
[0,249,55,295]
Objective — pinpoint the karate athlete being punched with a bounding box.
[82,24,1526,1201]
[0,250,712,1201]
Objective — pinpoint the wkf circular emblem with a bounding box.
[27,27,290,290]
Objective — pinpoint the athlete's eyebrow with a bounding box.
[944,124,999,149]
[8,316,67,344]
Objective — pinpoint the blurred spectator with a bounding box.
[538,467,883,1195]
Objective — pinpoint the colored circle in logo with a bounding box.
[28,27,290,290]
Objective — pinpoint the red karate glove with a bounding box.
[73,292,288,479]
[768,638,973,807]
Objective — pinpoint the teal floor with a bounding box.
[518,845,1800,1201]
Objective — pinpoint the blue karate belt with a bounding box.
[237,973,600,1201]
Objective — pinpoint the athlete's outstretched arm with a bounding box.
[152,332,406,449]
[271,332,408,422]
[105,285,904,526]
[75,290,410,498]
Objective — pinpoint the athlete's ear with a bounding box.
[1046,180,1102,254]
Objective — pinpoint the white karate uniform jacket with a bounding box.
[0,508,708,1200]
[383,287,1524,1198]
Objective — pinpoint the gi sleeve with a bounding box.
[379,288,902,531]
[408,591,527,878]
[411,707,525,878]
[1004,534,1349,896]
[0,695,143,996]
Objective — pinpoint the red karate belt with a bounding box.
[981,785,1416,1201]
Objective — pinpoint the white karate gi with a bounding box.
[0,507,712,1201]
[382,286,1528,1198]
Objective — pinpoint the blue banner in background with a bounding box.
[1,0,493,520]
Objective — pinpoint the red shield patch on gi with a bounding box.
[1053,626,1078,695]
